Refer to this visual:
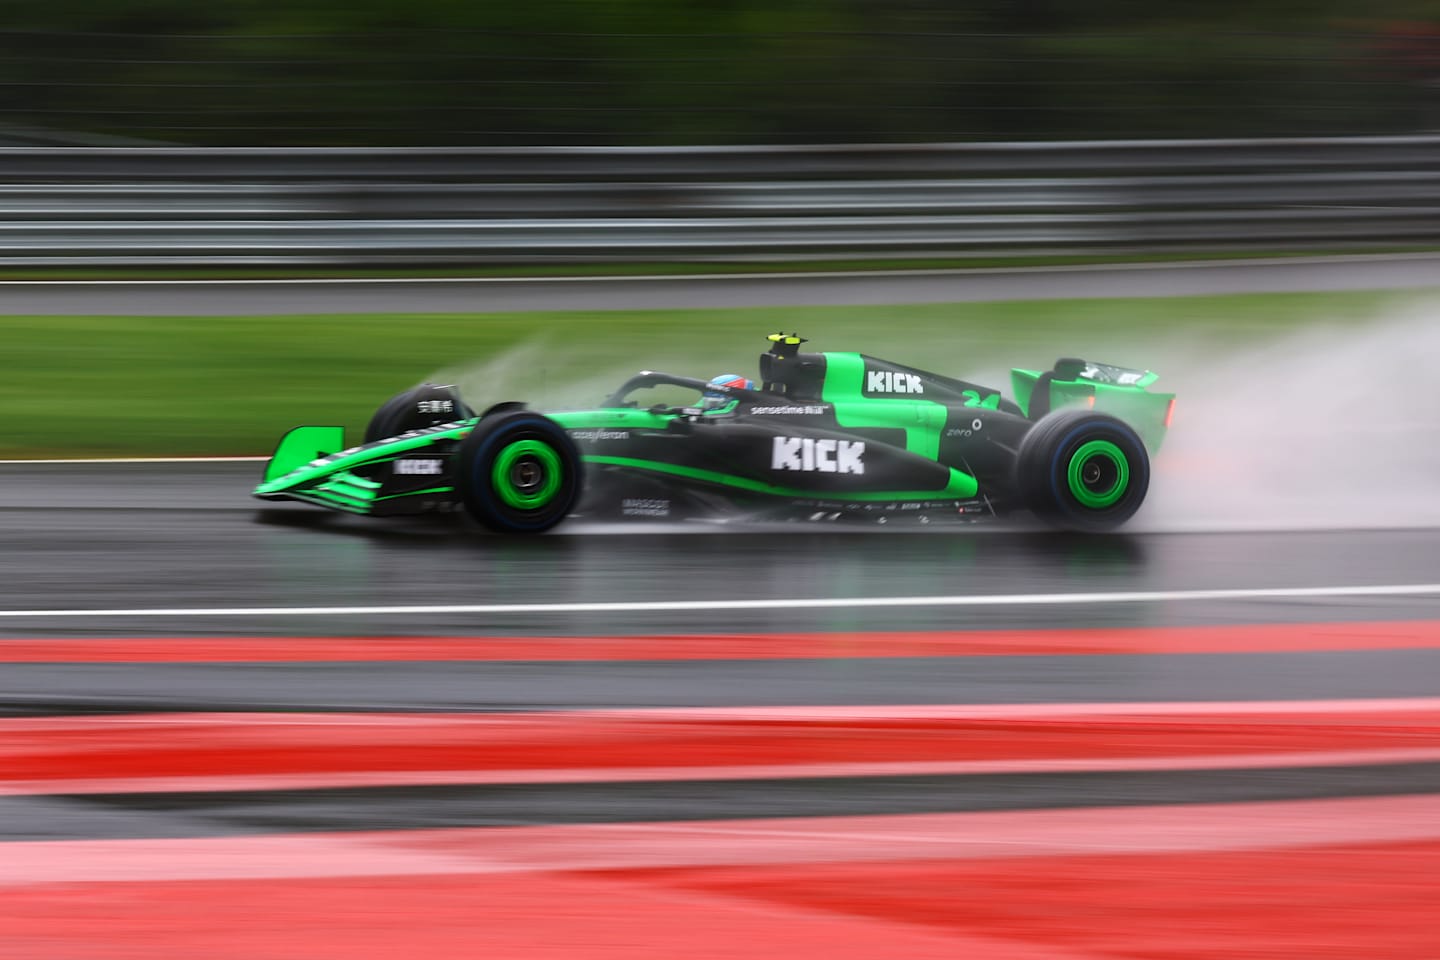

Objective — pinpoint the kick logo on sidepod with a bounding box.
[771,437,865,474]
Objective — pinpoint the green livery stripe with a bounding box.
[820,352,945,459]
[548,410,675,431]
[819,352,868,401]
[584,455,976,500]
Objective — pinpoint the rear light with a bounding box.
[1086,394,1096,408]
[1164,398,1176,428]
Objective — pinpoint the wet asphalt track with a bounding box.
[5,461,1440,837]
[5,460,1440,645]
[4,461,1440,837]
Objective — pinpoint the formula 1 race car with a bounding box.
[254,334,1175,532]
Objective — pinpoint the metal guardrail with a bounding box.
[0,136,1438,265]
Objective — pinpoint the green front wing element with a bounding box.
[255,423,470,514]
[261,425,347,483]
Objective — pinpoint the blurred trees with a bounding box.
[0,0,1437,144]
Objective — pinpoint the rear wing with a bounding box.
[1059,359,1159,389]
[1011,358,1174,452]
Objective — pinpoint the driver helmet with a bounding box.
[701,373,754,411]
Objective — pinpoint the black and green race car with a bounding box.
[254,334,1174,533]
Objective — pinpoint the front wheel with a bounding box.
[457,412,582,534]
[1015,409,1150,532]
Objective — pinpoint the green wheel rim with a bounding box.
[1066,439,1129,509]
[491,439,563,510]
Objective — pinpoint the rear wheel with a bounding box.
[1016,409,1149,532]
[457,412,581,533]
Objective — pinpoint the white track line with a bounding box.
[3,583,1439,619]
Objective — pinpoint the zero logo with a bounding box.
[946,418,985,439]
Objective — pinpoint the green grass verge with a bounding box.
[1,288,1427,458]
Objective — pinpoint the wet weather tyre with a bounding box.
[1015,409,1149,532]
[457,412,581,534]
[364,383,473,444]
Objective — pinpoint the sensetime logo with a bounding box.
[771,437,865,474]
